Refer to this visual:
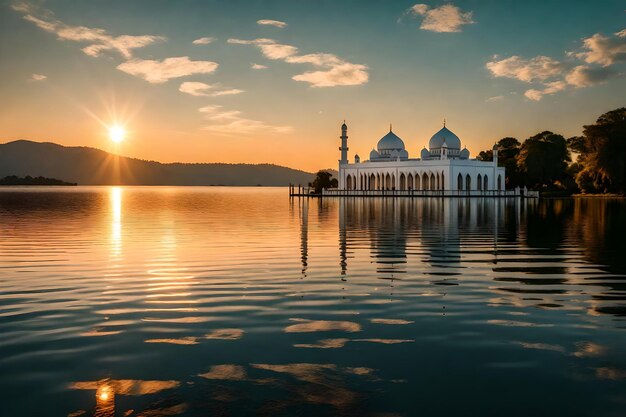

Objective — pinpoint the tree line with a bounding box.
[477,107,626,195]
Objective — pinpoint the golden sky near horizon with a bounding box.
[1,1,625,171]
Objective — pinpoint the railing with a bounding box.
[288,184,540,198]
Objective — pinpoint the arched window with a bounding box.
[370,173,375,190]
[391,174,396,190]
[477,174,482,191]
[430,173,436,190]
[400,173,406,190]
[483,175,488,191]
[457,173,463,191]
[385,173,391,190]
[346,175,352,190]
[497,175,502,191]
[415,173,421,190]
[436,173,440,190]
[465,174,471,191]
[407,173,414,190]
[376,173,381,190]
[441,172,445,190]
[422,173,429,190]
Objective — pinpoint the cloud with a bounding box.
[199,105,293,134]
[13,2,163,58]
[179,82,244,97]
[292,63,369,87]
[251,63,268,69]
[565,65,617,87]
[405,3,475,33]
[117,57,218,83]
[524,81,567,101]
[574,29,626,67]
[486,55,565,82]
[486,95,504,102]
[228,38,369,87]
[228,38,297,59]
[486,28,625,101]
[257,19,287,28]
[31,73,47,81]
[192,36,216,45]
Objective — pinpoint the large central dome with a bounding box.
[377,130,405,151]
[429,126,461,150]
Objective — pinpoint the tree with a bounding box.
[309,170,338,193]
[477,137,522,187]
[574,108,626,194]
[516,131,571,190]
[477,150,493,161]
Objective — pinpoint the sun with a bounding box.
[108,124,126,143]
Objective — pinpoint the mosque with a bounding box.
[336,122,506,193]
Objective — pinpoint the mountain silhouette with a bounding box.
[0,140,320,186]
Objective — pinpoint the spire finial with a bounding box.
[443,118,446,128]
[389,123,392,132]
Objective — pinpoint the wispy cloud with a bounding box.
[572,29,626,67]
[565,65,617,87]
[257,19,287,28]
[486,95,504,102]
[179,82,244,97]
[192,37,216,45]
[199,105,293,134]
[117,57,218,83]
[31,73,47,81]
[251,63,268,70]
[404,3,475,33]
[228,38,369,87]
[486,28,625,101]
[486,56,565,82]
[12,2,164,58]
[524,81,567,101]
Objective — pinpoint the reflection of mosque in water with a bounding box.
[296,197,514,279]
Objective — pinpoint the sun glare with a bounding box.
[109,125,126,143]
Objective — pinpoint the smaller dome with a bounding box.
[421,147,430,160]
[369,149,380,160]
[399,150,409,159]
[354,154,360,163]
[460,147,470,159]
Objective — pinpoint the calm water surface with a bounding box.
[1,187,625,417]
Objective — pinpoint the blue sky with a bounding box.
[1,0,624,170]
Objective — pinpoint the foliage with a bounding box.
[309,170,338,193]
[477,150,492,161]
[516,131,571,190]
[0,175,77,186]
[574,108,626,194]
[496,137,522,187]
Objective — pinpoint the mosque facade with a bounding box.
[337,122,505,193]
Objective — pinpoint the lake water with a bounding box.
[1,187,625,417]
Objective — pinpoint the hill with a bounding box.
[0,140,318,186]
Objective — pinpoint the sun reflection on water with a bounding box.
[110,187,122,259]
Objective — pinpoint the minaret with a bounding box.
[339,121,349,165]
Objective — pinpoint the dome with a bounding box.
[377,130,405,151]
[460,147,470,159]
[399,149,409,159]
[369,149,380,160]
[429,126,461,150]
[421,147,430,160]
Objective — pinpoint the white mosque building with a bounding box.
[336,122,506,194]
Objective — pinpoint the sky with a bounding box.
[1,0,625,171]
